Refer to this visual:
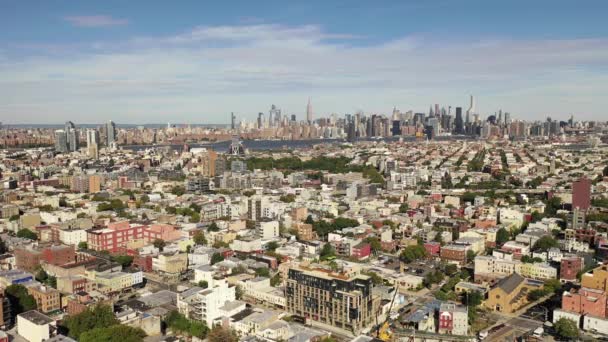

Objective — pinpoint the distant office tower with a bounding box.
[429,105,434,117]
[466,95,475,124]
[106,120,116,146]
[435,104,440,118]
[65,121,78,151]
[290,114,296,122]
[257,113,264,129]
[572,177,591,211]
[306,98,313,124]
[231,112,236,130]
[504,112,511,126]
[86,129,100,159]
[269,104,281,127]
[454,107,464,134]
[54,130,68,152]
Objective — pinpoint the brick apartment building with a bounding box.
[440,244,468,265]
[560,256,583,281]
[14,245,76,272]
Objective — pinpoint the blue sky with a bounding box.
[1,0,608,124]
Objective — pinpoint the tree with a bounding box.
[255,267,270,277]
[164,310,209,338]
[364,237,382,254]
[280,194,296,203]
[193,231,207,246]
[111,255,134,268]
[80,325,146,342]
[198,280,209,289]
[78,241,88,250]
[266,241,279,252]
[270,273,282,287]
[211,252,224,265]
[16,229,38,240]
[171,186,185,196]
[466,250,476,263]
[445,264,458,276]
[62,305,119,339]
[464,290,483,307]
[207,324,238,342]
[362,271,383,285]
[399,245,427,263]
[235,285,244,300]
[320,243,336,261]
[153,239,166,252]
[533,236,558,252]
[207,222,220,232]
[0,237,7,254]
[305,215,314,224]
[554,318,579,340]
[5,284,37,315]
[496,228,510,245]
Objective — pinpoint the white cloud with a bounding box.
[64,15,129,28]
[1,24,607,123]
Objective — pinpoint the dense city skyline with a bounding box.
[2,1,608,123]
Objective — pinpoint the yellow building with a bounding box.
[88,175,101,193]
[484,273,542,314]
[95,272,133,293]
[153,252,188,275]
[28,285,61,313]
[582,264,608,292]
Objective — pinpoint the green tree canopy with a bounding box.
[211,252,224,265]
[207,324,238,342]
[533,236,559,252]
[153,239,166,251]
[399,245,427,263]
[5,284,37,314]
[193,230,207,245]
[80,325,146,342]
[16,229,38,240]
[320,243,336,261]
[62,304,118,340]
[554,318,579,340]
[495,228,510,245]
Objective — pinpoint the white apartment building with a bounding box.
[178,280,236,327]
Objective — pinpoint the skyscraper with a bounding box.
[466,95,475,124]
[86,129,100,159]
[106,121,116,147]
[65,121,77,152]
[54,130,68,152]
[454,107,464,134]
[231,112,236,130]
[306,98,313,124]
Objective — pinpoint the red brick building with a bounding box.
[440,244,468,265]
[87,221,145,252]
[424,242,441,256]
[14,245,76,272]
[560,256,583,281]
[572,177,591,211]
[562,287,607,318]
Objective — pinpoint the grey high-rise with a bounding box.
[54,130,68,152]
[65,121,78,151]
[106,120,117,146]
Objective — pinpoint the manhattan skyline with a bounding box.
[1,0,608,124]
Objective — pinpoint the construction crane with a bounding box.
[376,285,399,341]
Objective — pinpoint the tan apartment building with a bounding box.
[285,265,379,334]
